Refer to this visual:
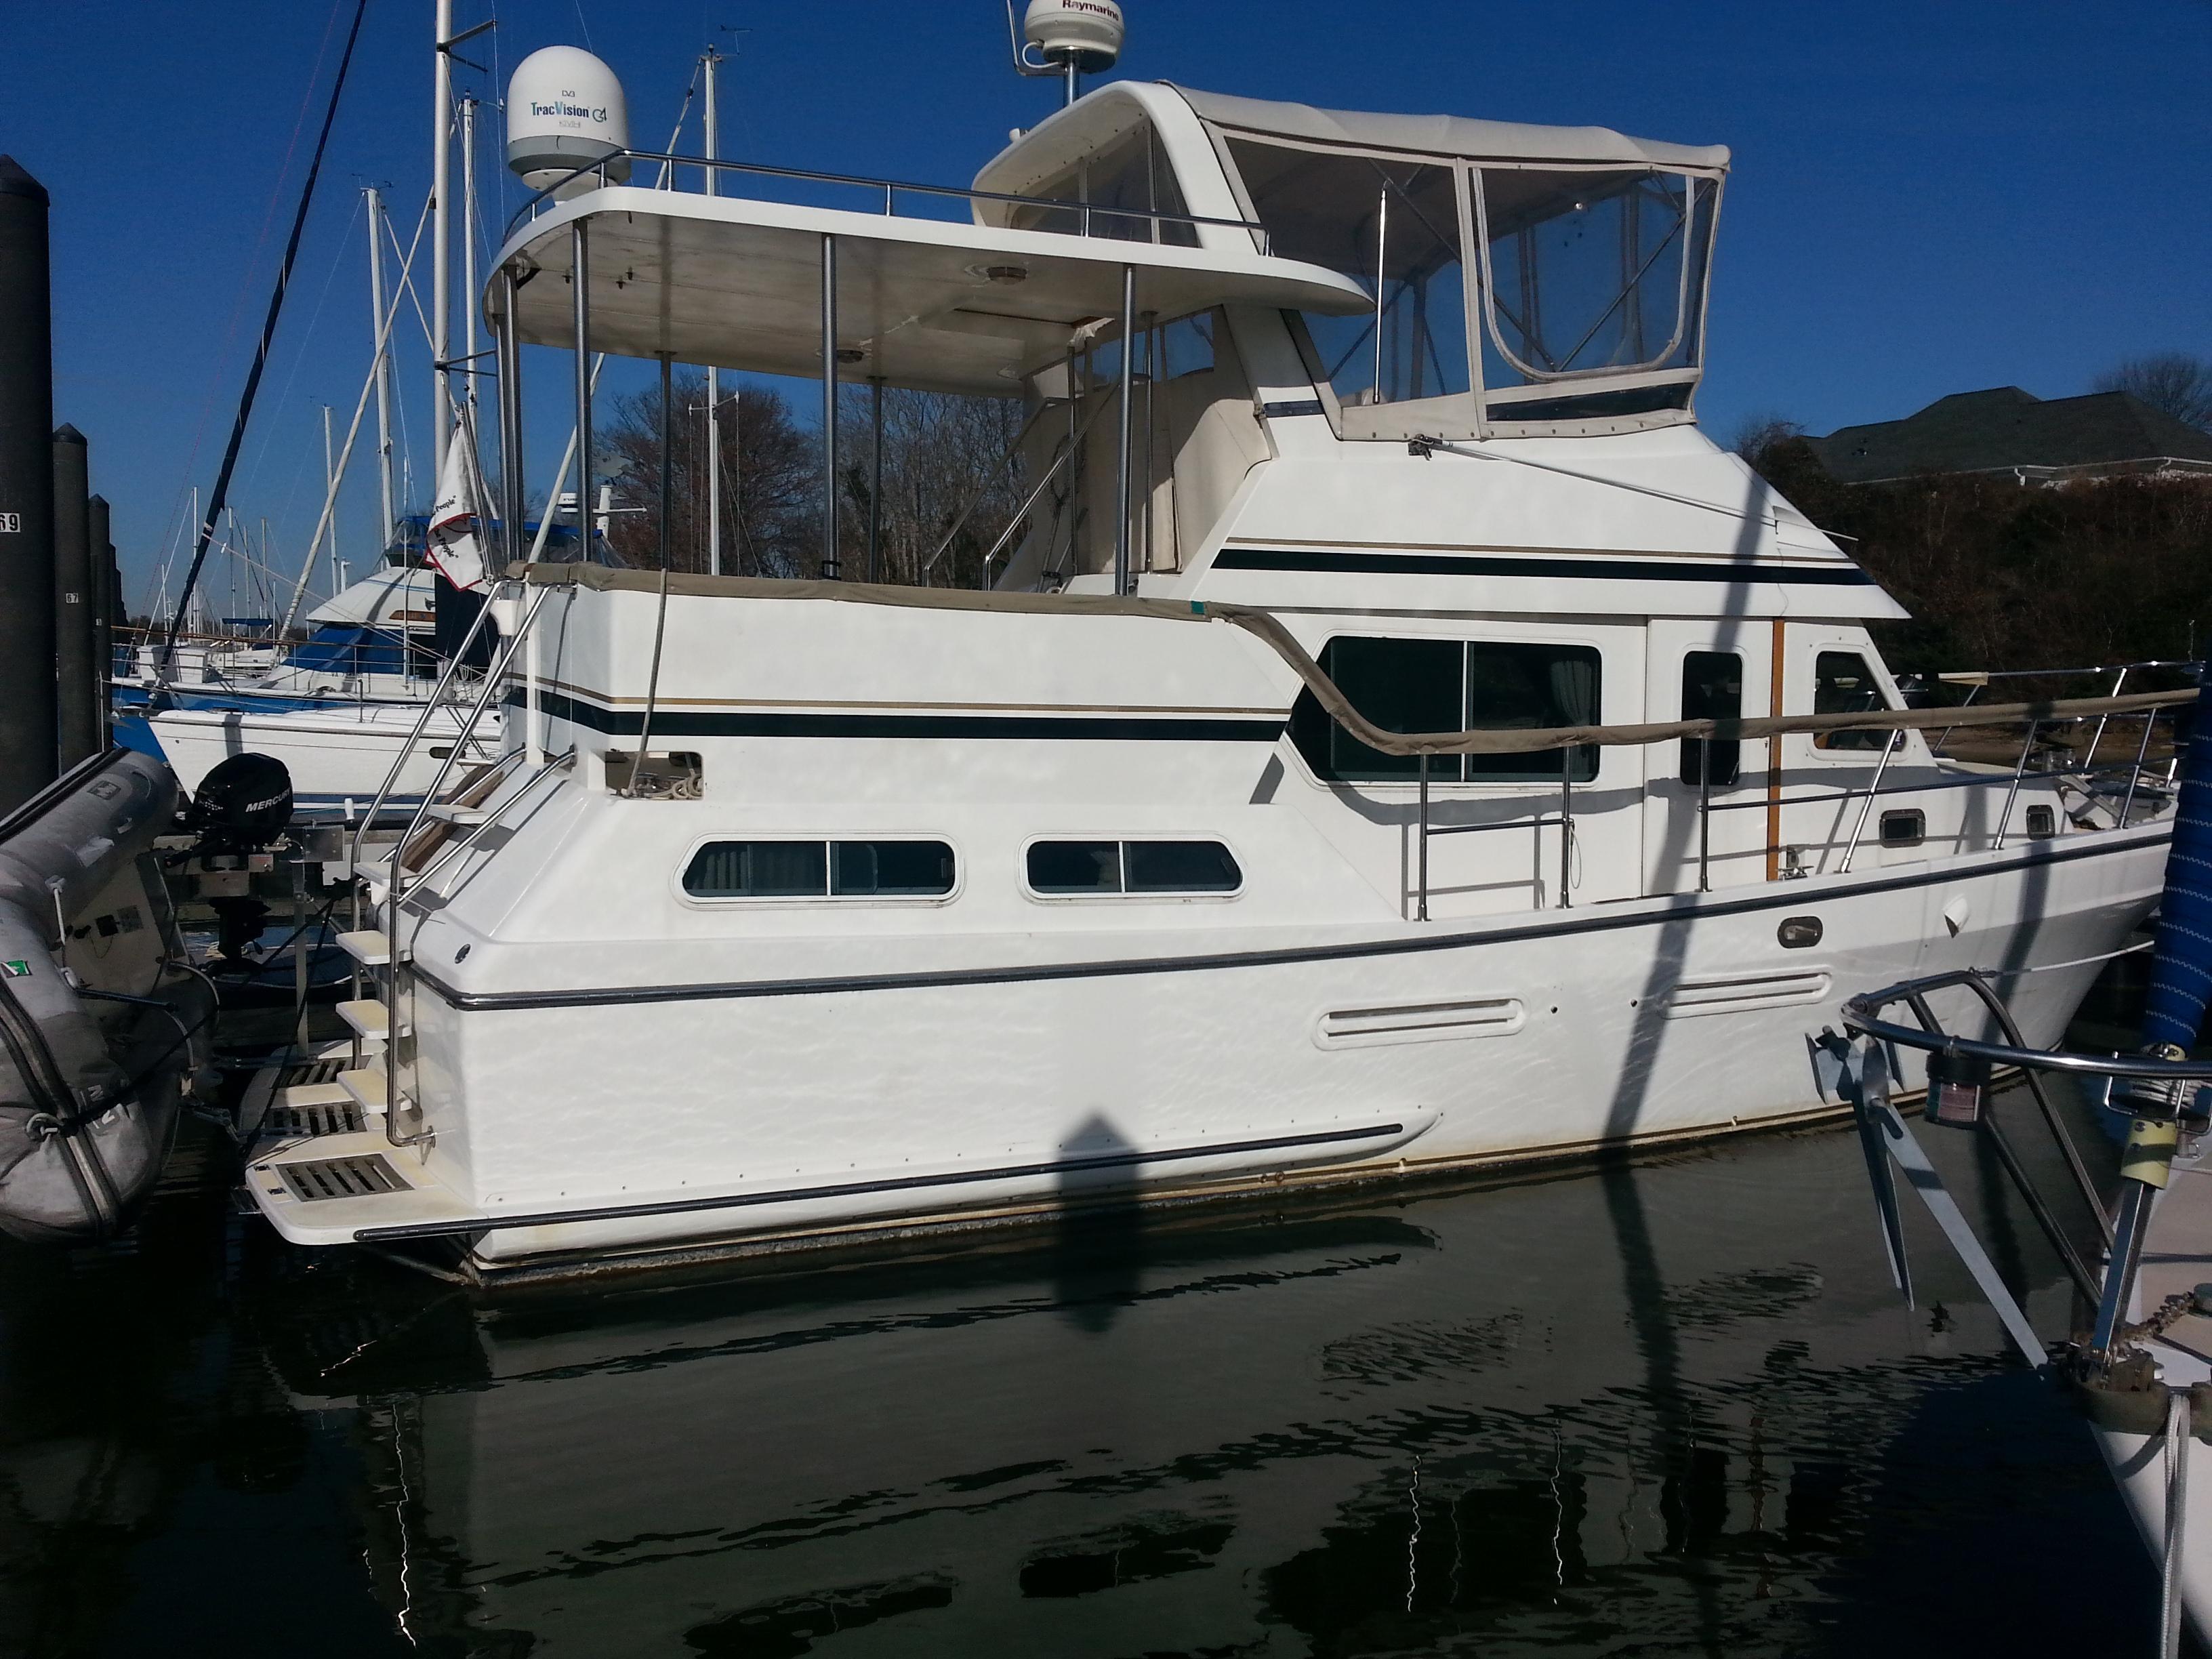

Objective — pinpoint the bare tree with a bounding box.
[842,388,1027,588]
[598,373,821,576]
[1726,409,1804,462]
[596,375,1029,586]
[2094,352,2212,430]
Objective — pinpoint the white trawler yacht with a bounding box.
[244,16,2182,1278]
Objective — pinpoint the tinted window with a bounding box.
[682,842,827,898]
[1027,841,1242,897]
[1289,638,1601,784]
[1879,809,1925,847]
[1288,636,1462,783]
[1679,651,1742,786]
[1027,842,1121,893]
[832,841,955,896]
[1814,652,1893,752]
[1126,841,1242,893]
[684,840,953,899]
[1465,642,1600,783]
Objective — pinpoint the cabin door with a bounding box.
[1641,620,1772,895]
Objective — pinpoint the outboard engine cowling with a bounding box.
[186,752,293,853]
[182,752,293,962]
[0,750,213,1242]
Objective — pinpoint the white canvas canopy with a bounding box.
[489,186,1368,396]
[1170,85,1729,172]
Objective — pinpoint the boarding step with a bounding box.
[264,1082,369,1139]
[425,802,491,826]
[336,929,406,968]
[337,998,406,1042]
[337,1065,404,1120]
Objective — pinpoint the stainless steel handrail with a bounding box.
[505,148,1271,249]
[1844,974,2212,1082]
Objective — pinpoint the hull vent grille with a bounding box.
[1317,996,1525,1049]
[279,1154,407,1203]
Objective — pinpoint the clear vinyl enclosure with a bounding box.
[1216,130,1721,438]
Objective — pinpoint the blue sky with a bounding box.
[3,0,2203,615]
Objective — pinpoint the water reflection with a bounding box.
[0,1088,2167,1658]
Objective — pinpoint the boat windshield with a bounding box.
[1477,166,1717,421]
[1004,117,1199,247]
[1218,132,1720,435]
[1224,138,1468,411]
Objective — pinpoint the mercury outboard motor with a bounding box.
[186,752,293,852]
[182,753,293,962]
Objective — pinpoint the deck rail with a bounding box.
[505,148,1273,250]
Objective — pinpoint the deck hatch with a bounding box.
[279,1154,408,1202]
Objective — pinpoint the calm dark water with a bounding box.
[0,1084,2167,1659]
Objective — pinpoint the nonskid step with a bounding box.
[337,998,405,1041]
[336,929,406,968]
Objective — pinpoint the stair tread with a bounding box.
[336,998,405,1040]
[335,929,405,967]
[337,1066,400,1117]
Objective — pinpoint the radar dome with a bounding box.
[1023,0,1124,72]
[506,45,631,197]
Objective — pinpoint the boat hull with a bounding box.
[147,702,501,815]
[249,825,2166,1272]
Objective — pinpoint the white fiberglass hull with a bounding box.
[148,701,501,813]
[249,825,2165,1271]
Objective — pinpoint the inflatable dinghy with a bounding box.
[0,750,215,1242]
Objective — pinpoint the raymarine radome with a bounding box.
[506,45,632,197]
[1023,1,1124,75]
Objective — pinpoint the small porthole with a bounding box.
[1879,809,1925,848]
[1778,916,1823,949]
[2026,804,2056,839]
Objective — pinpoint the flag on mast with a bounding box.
[426,411,489,591]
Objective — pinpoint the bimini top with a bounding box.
[1170,85,1729,173]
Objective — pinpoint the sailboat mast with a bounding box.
[323,403,342,599]
[461,93,478,432]
[703,43,722,575]
[431,0,453,487]
[365,186,396,552]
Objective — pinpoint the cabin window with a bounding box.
[1159,310,1215,378]
[1027,840,1243,897]
[2026,804,2057,839]
[1125,840,1242,893]
[1679,651,1742,787]
[832,840,957,897]
[1475,167,1716,425]
[1879,809,1925,848]
[1812,651,1895,752]
[1225,138,1469,409]
[1008,119,1197,247]
[682,840,955,899]
[1288,638,1601,784]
